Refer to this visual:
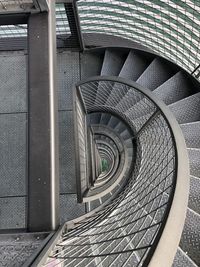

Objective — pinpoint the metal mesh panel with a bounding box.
[77,0,200,79]
[0,4,70,38]
[43,79,178,267]
[56,3,70,36]
[0,51,27,230]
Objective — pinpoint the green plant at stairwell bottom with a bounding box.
[101,158,109,173]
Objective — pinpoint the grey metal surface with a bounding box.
[119,50,151,81]
[169,93,200,124]
[0,113,26,197]
[80,51,103,79]
[59,111,76,193]
[180,122,200,149]
[100,113,112,125]
[60,194,86,224]
[82,33,153,52]
[0,52,26,113]
[153,72,192,105]
[27,5,60,231]
[0,196,26,229]
[180,209,200,266]
[64,1,84,50]
[136,58,175,91]
[0,232,48,267]
[188,176,200,215]
[188,149,200,178]
[57,51,80,110]
[173,247,198,267]
[101,49,126,76]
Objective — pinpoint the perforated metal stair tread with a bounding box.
[136,57,175,91]
[188,149,200,178]
[100,49,126,76]
[173,247,198,267]
[180,121,200,148]
[188,176,200,215]
[169,93,200,124]
[81,51,104,79]
[179,209,200,266]
[119,50,151,81]
[153,71,192,105]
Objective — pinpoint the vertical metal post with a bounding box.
[27,0,60,231]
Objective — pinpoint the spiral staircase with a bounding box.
[0,1,200,267]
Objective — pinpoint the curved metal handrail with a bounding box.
[33,76,189,267]
[79,76,190,267]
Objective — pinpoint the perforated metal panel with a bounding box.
[172,248,196,267]
[0,113,26,197]
[0,197,26,229]
[0,53,27,113]
[0,232,47,267]
[60,194,86,224]
[59,110,76,194]
[57,51,80,110]
[0,52,27,230]
[180,209,200,266]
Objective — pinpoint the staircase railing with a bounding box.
[32,76,189,267]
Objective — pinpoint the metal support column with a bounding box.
[27,0,60,232]
[64,0,84,51]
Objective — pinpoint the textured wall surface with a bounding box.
[0,52,27,229]
[0,50,86,230]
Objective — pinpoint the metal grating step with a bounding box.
[81,51,104,79]
[173,247,198,267]
[180,121,200,149]
[188,149,200,178]
[119,50,151,81]
[101,49,126,76]
[153,71,192,105]
[169,93,200,124]
[188,176,200,215]
[136,57,175,91]
[180,209,200,266]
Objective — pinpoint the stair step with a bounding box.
[173,247,198,267]
[107,115,121,129]
[189,176,200,215]
[119,50,151,81]
[180,121,200,149]
[88,112,102,125]
[101,49,126,76]
[80,51,104,79]
[115,87,142,112]
[169,93,200,124]
[95,49,127,104]
[136,58,175,91]
[100,113,112,125]
[180,208,200,266]
[120,128,132,141]
[124,97,155,121]
[114,121,127,135]
[81,51,103,79]
[188,149,200,178]
[153,72,192,105]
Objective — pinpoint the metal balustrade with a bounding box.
[36,77,189,267]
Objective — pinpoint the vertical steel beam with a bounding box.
[27,0,59,231]
[64,0,84,51]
